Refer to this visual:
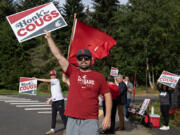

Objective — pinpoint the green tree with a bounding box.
[15,0,53,11]
[1,0,180,90]
[28,0,86,91]
[60,0,85,58]
[110,0,180,84]
[0,0,53,90]
[88,0,120,77]
[0,0,19,89]
[15,0,60,91]
[0,0,15,22]
[0,20,34,89]
[91,0,120,33]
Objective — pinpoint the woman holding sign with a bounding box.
[157,82,174,131]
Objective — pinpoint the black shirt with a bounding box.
[117,81,127,105]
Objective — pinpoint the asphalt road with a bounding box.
[1,95,180,135]
[0,95,65,135]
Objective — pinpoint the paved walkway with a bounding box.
[3,95,179,135]
[99,114,152,135]
[115,127,151,135]
[99,114,180,135]
[98,95,180,135]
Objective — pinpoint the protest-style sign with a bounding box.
[158,71,180,88]
[110,67,119,77]
[6,2,67,43]
[138,99,151,116]
[19,77,37,95]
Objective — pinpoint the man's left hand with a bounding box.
[102,116,111,130]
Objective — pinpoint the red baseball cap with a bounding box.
[49,70,56,76]
[76,49,92,58]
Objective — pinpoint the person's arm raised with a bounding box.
[32,77,51,83]
[44,30,69,72]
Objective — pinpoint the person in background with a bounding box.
[101,76,120,134]
[62,73,70,87]
[116,75,127,130]
[124,76,134,121]
[44,30,112,135]
[157,82,174,131]
[34,70,67,134]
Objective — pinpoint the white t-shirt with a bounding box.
[50,78,64,101]
[124,81,128,85]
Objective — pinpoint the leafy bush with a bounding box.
[170,108,180,128]
[37,82,50,93]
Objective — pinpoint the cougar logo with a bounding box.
[55,20,62,27]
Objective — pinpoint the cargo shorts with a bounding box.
[66,117,99,135]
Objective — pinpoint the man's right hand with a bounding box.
[43,29,69,73]
[44,30,51,39]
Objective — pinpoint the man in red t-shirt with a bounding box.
[44,30,112,135]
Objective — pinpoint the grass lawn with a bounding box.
[1,85,158,96]
[135,85,159,96]
[0,89,68,95]
[0,89,19,95]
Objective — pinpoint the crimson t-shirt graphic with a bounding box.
[77,75,95,88]
[64,64,109,119]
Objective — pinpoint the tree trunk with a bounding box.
[148,71,154,89]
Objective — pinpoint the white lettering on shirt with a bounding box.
[77,75,95,88]
[160,92,167,96]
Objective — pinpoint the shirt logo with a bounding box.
[77,75,95,88]
[160,92,167,96]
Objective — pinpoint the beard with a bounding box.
[79,64,90,70]
[78,62,91,70]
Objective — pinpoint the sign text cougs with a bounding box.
[158,71,180,88]
[16,10,59,37]
[6,2,67,43]
[19,77,37,95]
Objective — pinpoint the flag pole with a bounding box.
[146,57,149,93]
[133,72,136,102]
[67,13,77,58]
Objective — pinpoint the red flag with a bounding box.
[68,19,117,66]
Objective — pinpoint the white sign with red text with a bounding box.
[19,77,37,95]
[6,2,67,43]
[138,99,151,116]
[110,67,119,77]
[158,71,180,88]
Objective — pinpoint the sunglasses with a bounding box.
[77,56,91,61]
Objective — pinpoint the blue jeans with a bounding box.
[125,99,131,118]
